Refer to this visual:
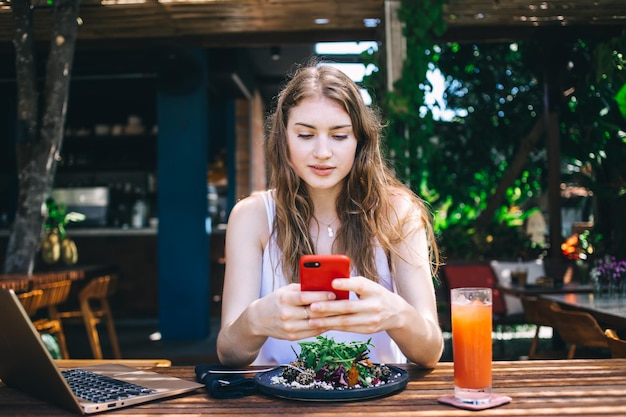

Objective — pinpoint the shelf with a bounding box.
[58,134,157,172]
[63,134,156,143]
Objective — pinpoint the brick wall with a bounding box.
[234,91,267,201]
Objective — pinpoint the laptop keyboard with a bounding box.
[62,368,157,403]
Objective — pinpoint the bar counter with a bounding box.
[2,359,626,416]
[0,227,158,238]
[0,224,226,237]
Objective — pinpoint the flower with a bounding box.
[561,230,594,261]
[590,255,626,286]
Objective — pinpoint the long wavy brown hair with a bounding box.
[265,62,439,283]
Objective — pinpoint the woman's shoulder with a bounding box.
[226,191,273,249]
[228,191,272,227]
[387,187,424,217]
[380,188,429,235]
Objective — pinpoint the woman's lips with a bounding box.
[309,165,334,176]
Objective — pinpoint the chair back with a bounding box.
[17,289,44,317]
[521,296,556,328]
[80,275,116,303]
[37,280,72,310]
[605,329,626,358]
[547,304,608,351]
[28,280,72,359]
[442,263,507,316]
[520,296,560,359]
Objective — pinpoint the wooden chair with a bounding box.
[30,280,73,359]
[604,329,626,358]
[55,274,122,359]
[520,296,558,359]
[546,303,609,359]
[17,289,44,317]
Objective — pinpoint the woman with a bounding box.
[216,62,443,368]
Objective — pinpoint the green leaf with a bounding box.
[615,82,626,120]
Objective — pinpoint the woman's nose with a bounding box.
[313,136,332,159]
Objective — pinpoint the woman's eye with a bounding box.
[333,135,349,140]
[297,133,314,139]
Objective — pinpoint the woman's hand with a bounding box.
[250,283,336,341]
[304,275,443,369]
[304,276,408,334]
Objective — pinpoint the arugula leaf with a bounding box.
[297,336,374,372]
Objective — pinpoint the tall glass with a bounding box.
[451,287,492,405]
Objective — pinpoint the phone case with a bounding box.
[299,254,351,300]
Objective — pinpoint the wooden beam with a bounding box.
[384,0,404,92]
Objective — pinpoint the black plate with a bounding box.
[254,365,409,402]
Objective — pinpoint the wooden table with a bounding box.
[542,293,626,331]
[498,281,593,297]
[0,265,117,293]
[2,359,626,416]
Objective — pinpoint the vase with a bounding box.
[619,280,626,299]
[592,277,603,299]
[576,260,590,285]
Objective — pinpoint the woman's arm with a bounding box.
[385,204,444,368]
[216,194,269,366]
[216,193,334,367]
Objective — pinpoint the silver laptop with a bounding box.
[0,288,203,414]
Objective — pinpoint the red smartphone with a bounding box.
[299,254,351,300]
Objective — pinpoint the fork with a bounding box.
[206,364,305,387]
[207,364,303,374]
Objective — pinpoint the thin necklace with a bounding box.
[314,216,338,238]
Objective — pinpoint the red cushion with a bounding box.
[443,264,507,316]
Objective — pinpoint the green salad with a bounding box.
[279,336,393,389]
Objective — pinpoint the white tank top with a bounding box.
[254,190,407,365]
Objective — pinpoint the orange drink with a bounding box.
[451,288,492,404]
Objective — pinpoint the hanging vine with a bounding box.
[364,0,446,192]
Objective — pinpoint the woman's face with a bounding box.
[286,95,358,192]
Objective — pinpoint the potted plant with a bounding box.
[40,197,84,266]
